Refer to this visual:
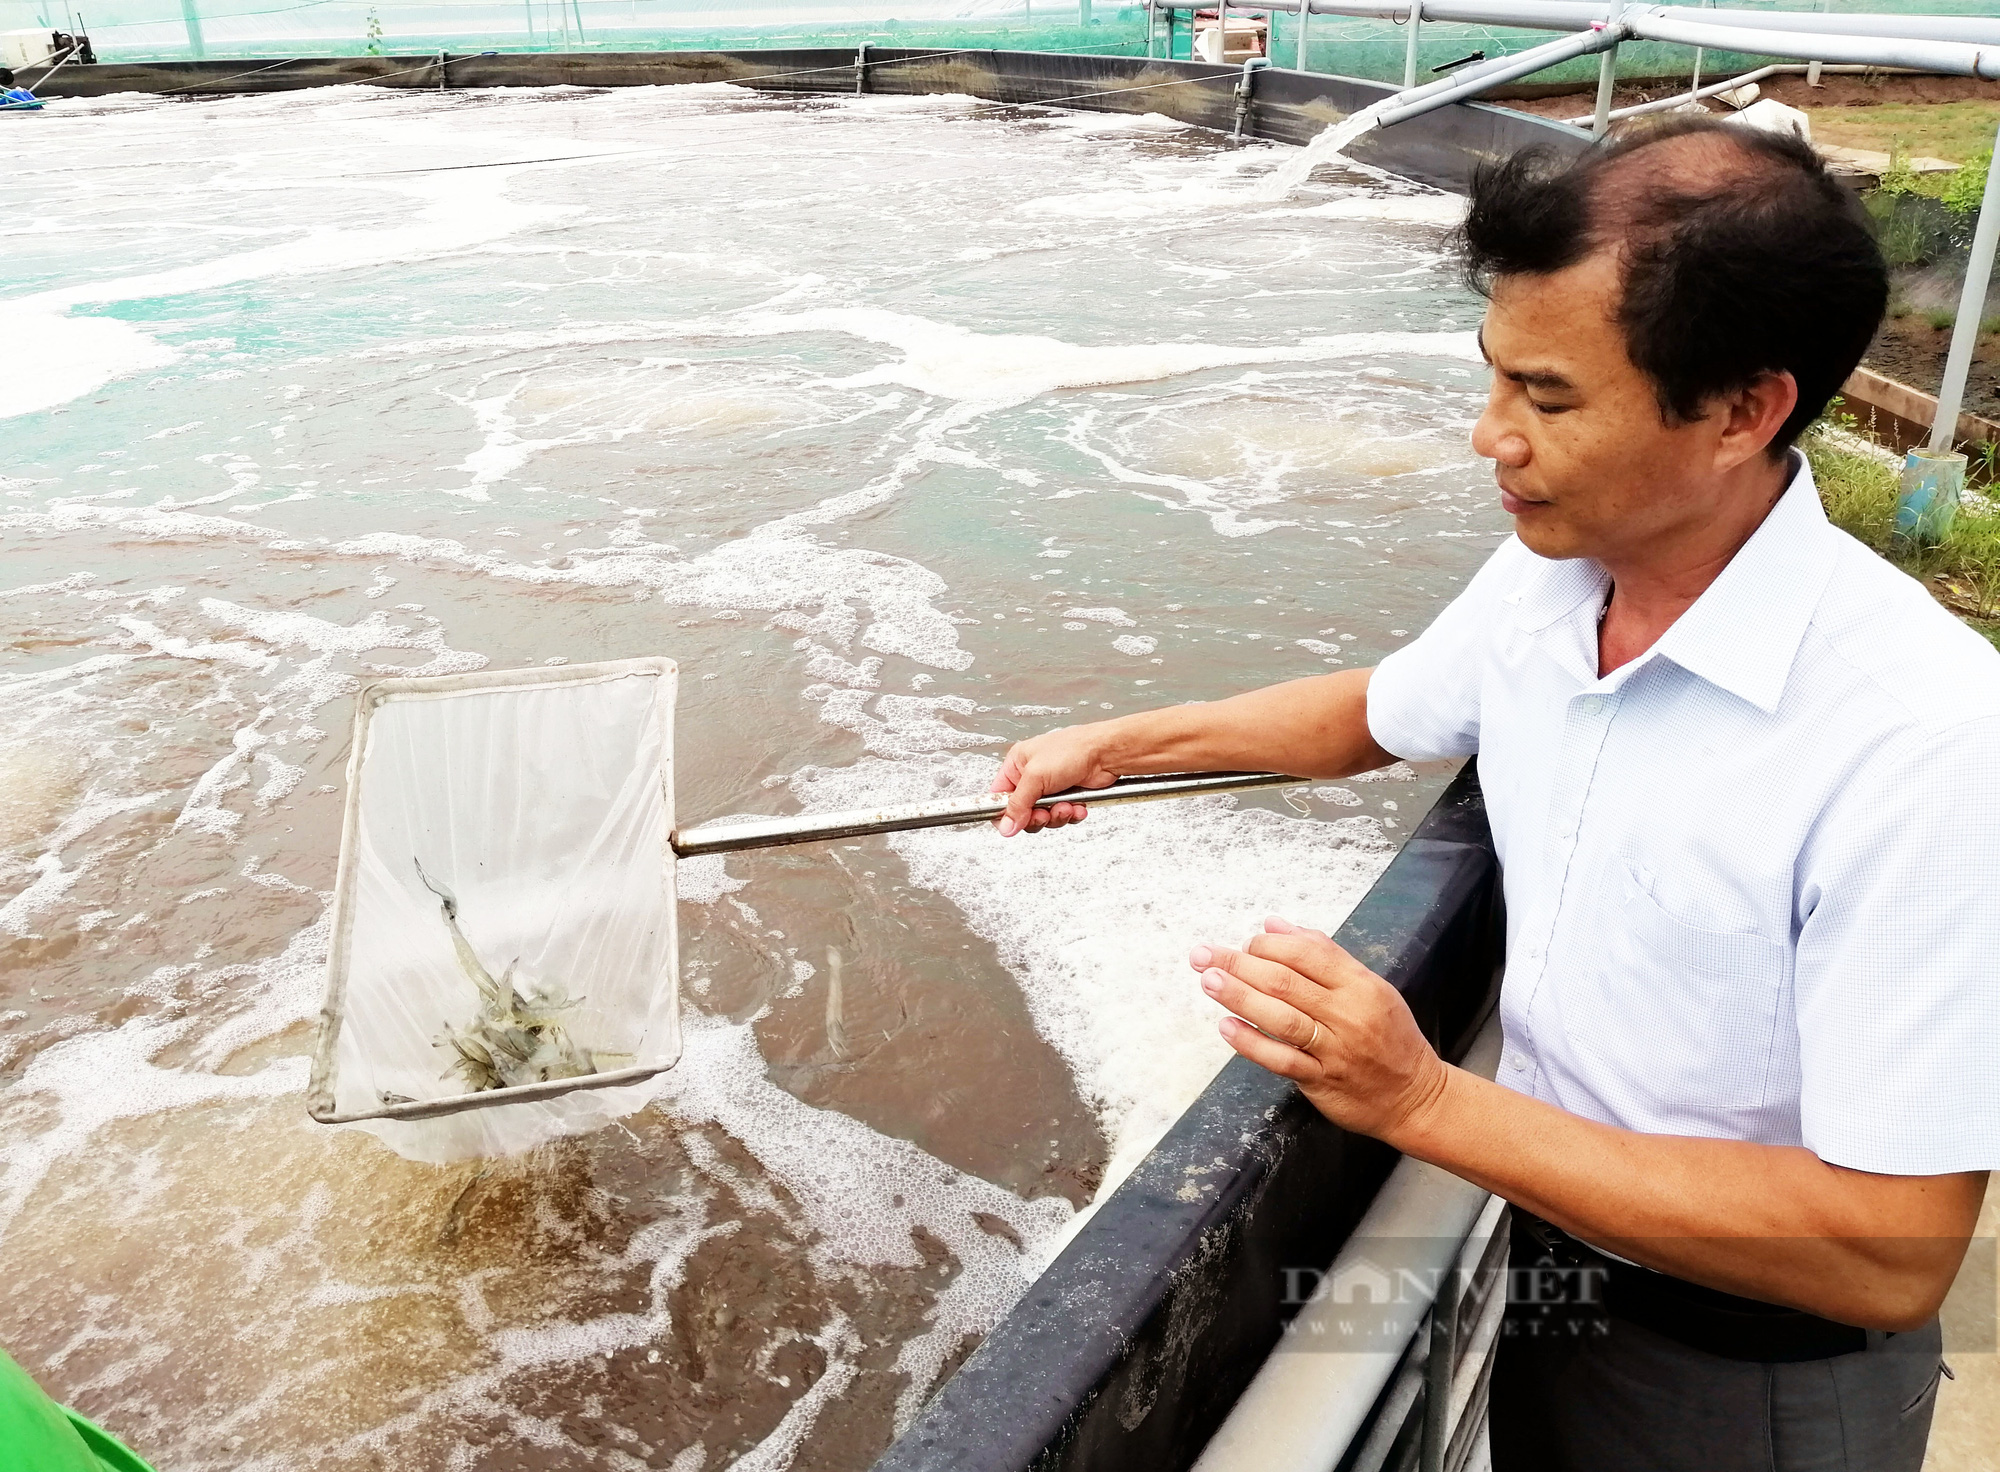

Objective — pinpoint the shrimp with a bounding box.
[416,858,596,1094]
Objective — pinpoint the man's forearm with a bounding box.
[1094,669,1395,779]
[1389,1067,1985,1331]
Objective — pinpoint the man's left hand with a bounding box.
[1192,916,1448,1144]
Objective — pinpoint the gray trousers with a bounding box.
[1489,1307,1945,1471]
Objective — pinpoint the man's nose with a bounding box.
[1471,401,1530,469]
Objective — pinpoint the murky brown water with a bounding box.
[1,81,1501,1470]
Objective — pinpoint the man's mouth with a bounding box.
[1499,486,1548,515]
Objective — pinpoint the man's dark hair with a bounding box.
[1452,116,1888,451]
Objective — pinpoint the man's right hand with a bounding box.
[989,724,1123,836]
[986,669,1389,838]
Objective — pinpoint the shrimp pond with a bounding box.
[0,80,1509,1470]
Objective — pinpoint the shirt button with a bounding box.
[1508,1054,1529,1071]
[1578,696,1604,716]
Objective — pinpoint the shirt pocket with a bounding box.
[1561,870,1789,1113]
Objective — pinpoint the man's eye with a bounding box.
[1530,400,1572,416]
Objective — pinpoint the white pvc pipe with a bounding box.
[1932,120,2000,449]
[1190,1012,1503,1472]
[1593,0,1627,137]
[1626,14,2000,80]
[1403,0,1423,88]
[1373,21,1626,126]
[1282,0,2000,49]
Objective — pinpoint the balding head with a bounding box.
[1453,116,1887,452]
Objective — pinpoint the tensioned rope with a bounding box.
[24,42,1247,127]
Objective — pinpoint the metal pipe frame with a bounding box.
[1144,0,2000,50]
[1930,118,2000,449]
[1592,0,1627,137]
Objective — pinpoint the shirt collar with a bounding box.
[1507,452,1840,713]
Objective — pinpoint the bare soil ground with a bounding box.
[1863,314,2000,421]
[1495,73,2000,152]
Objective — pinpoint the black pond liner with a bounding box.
[36,47,1589,192]
[33,50,1581,1466]
[877,764,1505,1472]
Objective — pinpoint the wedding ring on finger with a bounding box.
[1305,1019,1322,1053]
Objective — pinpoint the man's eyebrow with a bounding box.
[1475,330,1577,393]
[1508,367,1577,392]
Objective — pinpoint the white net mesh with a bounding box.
[311,659,681,1163]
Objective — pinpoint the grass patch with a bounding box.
[1803,100,2000,166]
[1807,422,2000,644]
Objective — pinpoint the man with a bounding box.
[989,118,1998,1469]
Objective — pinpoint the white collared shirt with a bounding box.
[1368,455,2000,1175]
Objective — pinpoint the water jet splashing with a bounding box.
[1257,105,1386,199]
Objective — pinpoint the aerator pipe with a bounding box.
[1360,23,1615,114]
[1930,119,2000,450]
[1369,22,1628,127]
[671,771,1302,858]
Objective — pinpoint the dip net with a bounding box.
[308,659,681,1162]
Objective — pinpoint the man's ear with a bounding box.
[1713,370,1799,473]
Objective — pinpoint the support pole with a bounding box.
[1295,0,1310,70]
[1146,0,1157,57]
[1806,0,1828,84]
[179,0,204,59]
[1689,0,1705,102]
[1931,121,2000,450]
[1591,0,1625,137]
[1402,0,1423,89]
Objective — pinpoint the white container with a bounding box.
[0,29,54,70]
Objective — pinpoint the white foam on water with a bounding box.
[3,114,589,418]
[198,598,489,711]
[737,305,1481,408]
[788,753,1395,1240]
[335,527,978,674]
[1291,191,1469,227]
[0,791,169,938]
[1,500,277,544]
[0,1013,308,1239]
[659,1014,1072,1431]
[1033,109,1193,136]
[0,307,180,419]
